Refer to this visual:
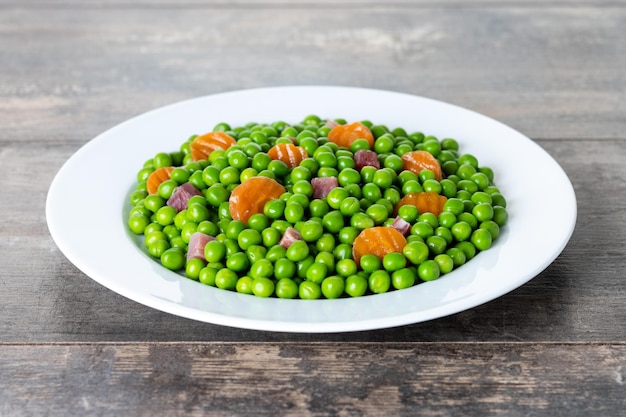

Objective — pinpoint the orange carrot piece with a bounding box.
[395,192,448,217]
[146,166,174,195]
[328,122,375,149]
[189,131,236,162]
[352,227,408,265]
[401,150,443,181]
[228,177,286,225]
[267,143,308,168]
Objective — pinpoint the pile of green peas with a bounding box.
[127,115,508,299]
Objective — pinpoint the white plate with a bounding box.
[46,86,576,333]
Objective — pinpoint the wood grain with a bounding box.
[1,6,625,144]
[1,342,624,416]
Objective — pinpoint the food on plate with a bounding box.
[127,115,508,299]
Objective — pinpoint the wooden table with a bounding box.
[2,0,624,415]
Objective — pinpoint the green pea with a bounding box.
[306,262,328,284]
[321,276,345,299]
[369,270,391,294]
[438,212,457,229]
[155,206,177,226]
[198,266,218,286]
[339,197,361,217]
[337,168,361,187]
[238,229,262,251]
[226,252,249,272]
[315,251,336,274]
[327,187,349,209]
[422,179,442,194]
[181,222,198,244]
[391,268,416,290]
[446,247,467,267]
[284,202,305,223]
[402,180,423,195]
[268,160,289,178]
[372,169,393,189]
[252,152,271,171]
[351,212,375,230]
[417,260,440,281]
[493,206,508,227]
[471,229,492,251]
[266,244,286,262]
[263,199,286,220]
[345,274,368,297]
[148,239,170,258]
[215,268,238,290]
[337,156,356,171]
[157,179,177,200]
[336,259,357,277]
[185,258,206,280]
[322,210,344,234]
[276,278,299,299]
[365,203,389,225]
[411,222,434,239]
[418,212,439,228]
[316,233,336,253]
[246,245,267,265]
[435,226,453,245]
[443,198,464,216]
[426,235,448,255]
[291,166,312,182]
[204,240,226,262]
[362,183,382,202]
[480,220,500,240]
[338,226,359,245]
[472,202,494,222]
[160,247,185,271]
[251,277,275,297]
[286,240,309,262]
[128,215,150,235]
[225,220,246,240]
[360,166,378,183]
[300,220,324,242]
[235,276,254,294]
[434,254,454,274]
[382,252,407,272]
[143,194,165,213]
[333,243,352,260]
[288,180,311,198]
[205,184,230,207]
[299,281,322,300]
[274,258,296,279]
[374,136,395,154]
[456,241,477,261]
[360,254,382,273]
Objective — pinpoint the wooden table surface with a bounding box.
[1,0,625,415]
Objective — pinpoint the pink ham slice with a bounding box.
[167,182,202,212]
[354,150,380,171]
[391,216,411,236]
[279,227,302,249]
[187,232,216,261]
[325,119,339,128]
[311,177,338,199]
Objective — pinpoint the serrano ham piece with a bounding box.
[187,232,216,261]
[279,227,302,249]
[391,216,411,236]
[167,182,203,212]
[354,150,380,171]
[311,177,338,199]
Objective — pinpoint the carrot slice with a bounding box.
[267,143,308,168]
[229,177,286,225]
[395,192,448,217]
[189,131,236,162]
[401,150,443,181]
[328,122,375,149]
[146,166,174,195]
[352,227,408,265]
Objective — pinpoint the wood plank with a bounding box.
[1,139,624,342]
[1,342,624,416]
[0,7,625,143]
